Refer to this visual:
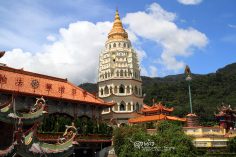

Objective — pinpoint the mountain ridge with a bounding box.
[79,63,236,124]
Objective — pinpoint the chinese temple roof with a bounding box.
[215,104,236,117]
[0,65,113,107]
[141,102,174,113]
[128,114,186,124]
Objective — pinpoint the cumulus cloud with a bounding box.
[2,21,112,84]
[123,3,208,72]
[149,66,158,77]
[46,35,56,42]
[177,0,202,5]
[1,2,208,83]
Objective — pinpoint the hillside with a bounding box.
[79,63,236,125]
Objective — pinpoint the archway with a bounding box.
[119,84,125,93]
[104,86,109,95]
[119,101,126,111]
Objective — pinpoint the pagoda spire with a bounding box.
[108,9,128,41]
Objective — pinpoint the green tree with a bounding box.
[113,121,197,157]
[227,137,236,153]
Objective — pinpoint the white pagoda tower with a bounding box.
[97,10,143,125]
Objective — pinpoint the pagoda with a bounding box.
[98,10,143,125]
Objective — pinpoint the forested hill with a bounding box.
[79,63,236,124]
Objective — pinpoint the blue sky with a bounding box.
[0,0,236,83]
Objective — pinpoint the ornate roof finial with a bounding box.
[185,65,191,76]
[108,9,128,41]
[0,51,5,58]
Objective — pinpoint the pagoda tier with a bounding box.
[186,113,199,127]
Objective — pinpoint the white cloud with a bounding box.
[177,0,202,5]
[149,66,158,77]
[123,3,208,72]
[1,2,208,83]
[2,21,113,84]
[46,35,56,42]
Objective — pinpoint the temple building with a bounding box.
[183,104,236,148]
[98,10,143,125]
[128,102,186,124]
[215,104,236,131]
[0,51,113,156]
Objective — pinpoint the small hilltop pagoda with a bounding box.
[215,104,236,131]
[128,102,186,124]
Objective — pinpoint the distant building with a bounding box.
[98,10,143,125]
[183,126,231,148]
[183,104,236,148]
[128,102,186,124]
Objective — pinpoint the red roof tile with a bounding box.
[0,65,113,106]
[128,114,186,123]
[141,102,174,113]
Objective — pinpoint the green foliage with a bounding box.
[80,63,236,124]
[40,114,112,135]
[113,121,197,157]
[142,63,236,124]
[39,114,73,132]
[154,121,197,157]
[227,137,236,153]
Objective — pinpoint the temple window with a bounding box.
[120,101,126,111]
[113,43,116,47]
[118,43,121,47]
[119,84,125,93]
[120,70,123,77]
[110,86,113,94]
[127,103,131,111]
[125,70,127,77]
[109,44,111,49]
[135,86,138,95]
[104,86,109,95]
[116,71,119,77]
[100,88,104,95]
[136,103,139,111]
[127,86,130,94]
[124,43,126,47]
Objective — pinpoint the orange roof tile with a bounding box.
[141,102,174,113]
[142,104,151,109]
[128,114,186,123]
[0,65,113,107]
